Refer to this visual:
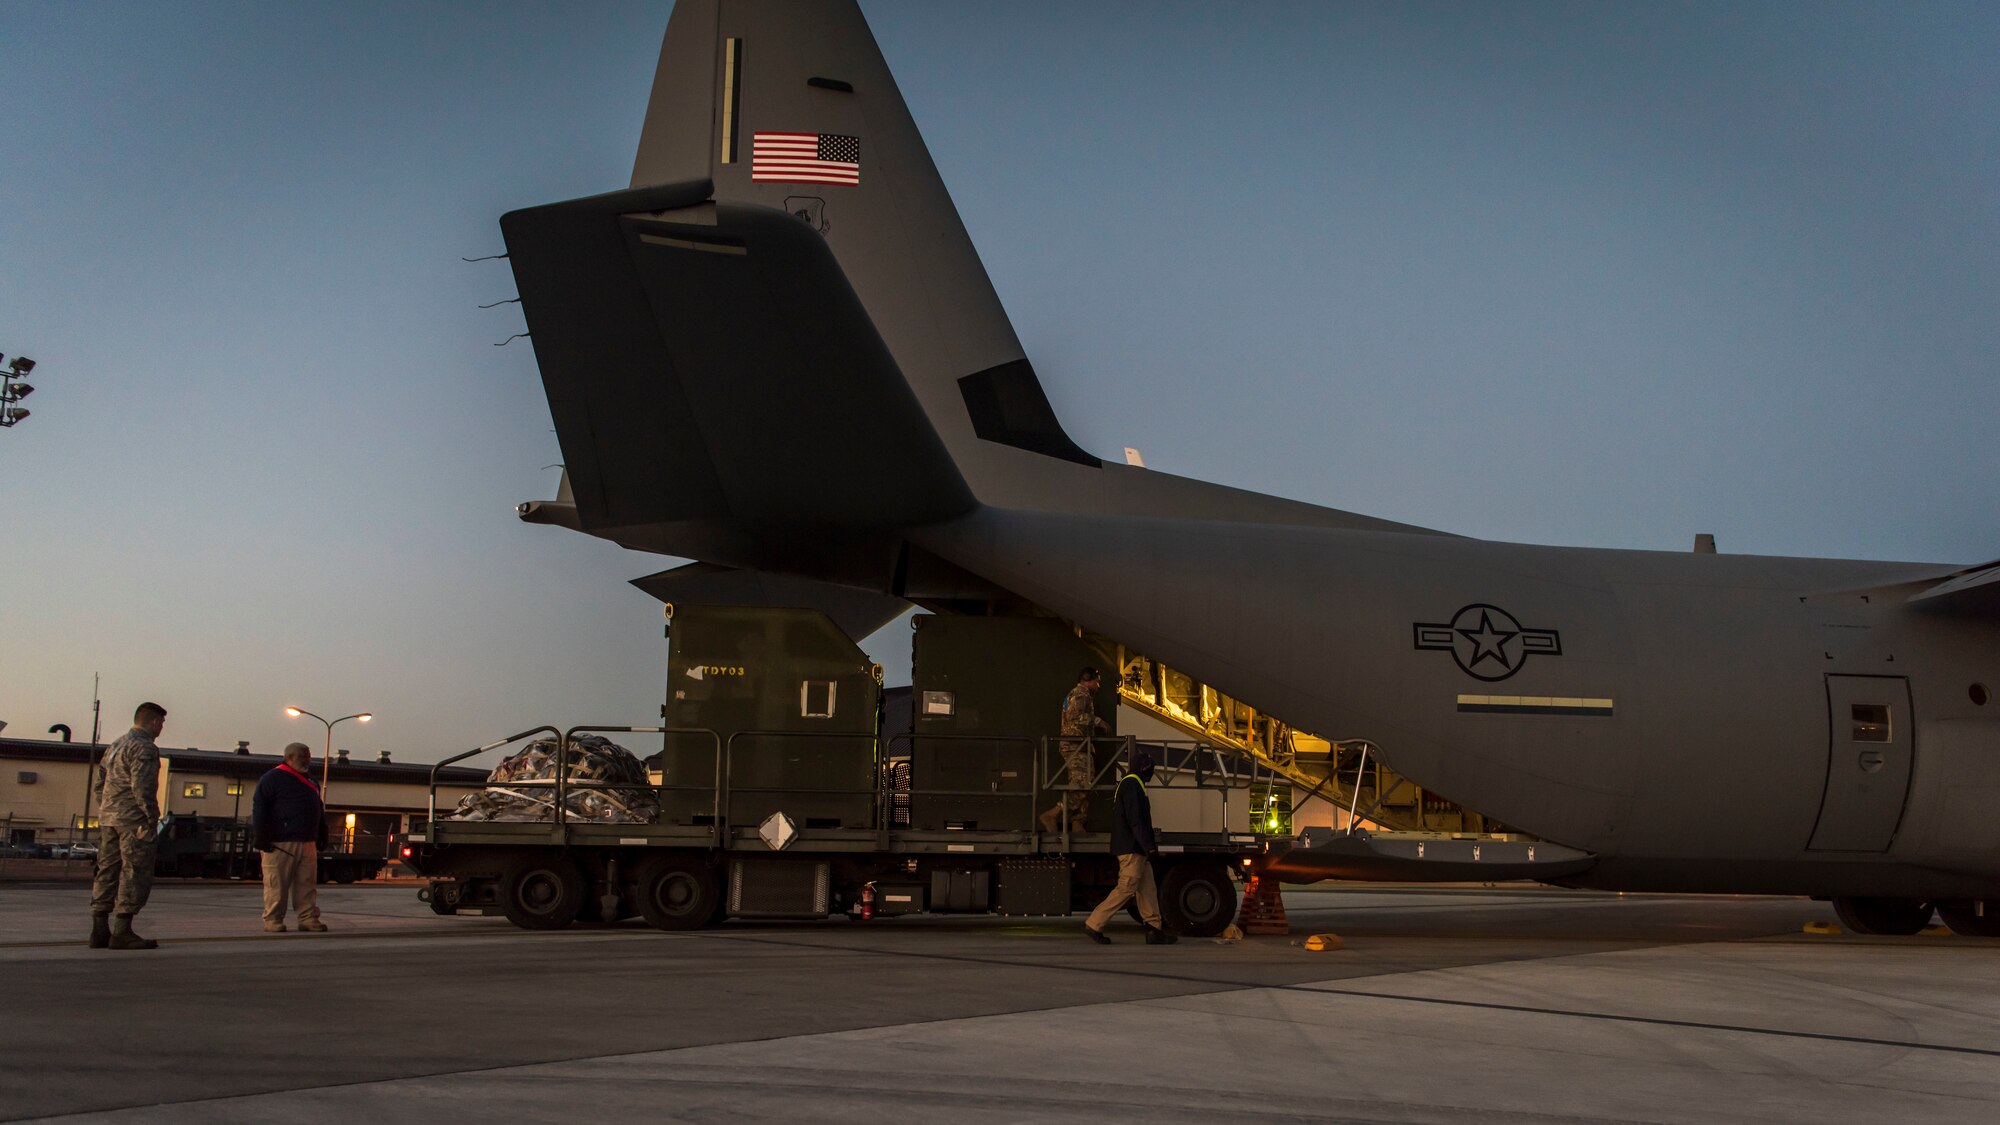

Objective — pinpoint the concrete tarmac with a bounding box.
[2,883,1996,1123]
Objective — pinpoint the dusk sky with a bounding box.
[3,1,1995,762]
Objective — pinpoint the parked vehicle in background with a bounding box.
[153,814,388,882]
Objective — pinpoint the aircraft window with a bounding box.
[800,680,837,718]
[1972,683,1989,707]
[1850,704,1891,743]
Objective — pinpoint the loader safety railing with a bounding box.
[565,725,725,845]
[426,726,561,826]
[420,725,1288,849]
[1134,739,1295,835]
[723,728,888,846]
[424,725,885,846]
[881,730,1046,846]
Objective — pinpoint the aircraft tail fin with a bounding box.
[608,1,1441,533]
[628,1,1099,479]
[506,1,1438,589]
[503,0,1046,572]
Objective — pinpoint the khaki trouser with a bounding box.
[262,841,321,926]
[90,821,157,916]
[1086,852,1163,931]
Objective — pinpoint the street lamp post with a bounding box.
[283,707,372,800]
[1,354,37,430]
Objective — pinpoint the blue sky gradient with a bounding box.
[3,1,1994,759]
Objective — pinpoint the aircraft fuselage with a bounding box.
[916,509,1998,897]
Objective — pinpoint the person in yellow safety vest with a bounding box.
[1082,749,1178,945]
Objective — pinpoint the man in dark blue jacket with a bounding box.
[252,742,330,933]
[1082,750,1177,945]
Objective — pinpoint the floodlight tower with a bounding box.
[1,355,37,430]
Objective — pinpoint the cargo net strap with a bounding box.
[447,735,660,824]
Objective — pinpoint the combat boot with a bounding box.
[1038,808,1063,834]
[108,913,157,950]
[1145,925,1179,945]
[88,914,111,949]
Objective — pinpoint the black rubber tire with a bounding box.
[422,882,457,915]
[1937,904,2000,937]
[500,859,586,930]
[1833,896,1933,936]
[1158,860,1236,937]
[635,857,721,931]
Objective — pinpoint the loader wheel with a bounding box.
[1158,860,1236,937]
[1832,896,1933,936]
[500,859,585,930]
[1938,903,2000,937]
[420,882,457,915]
[636,857,720,931]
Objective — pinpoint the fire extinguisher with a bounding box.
[859,881,877,921]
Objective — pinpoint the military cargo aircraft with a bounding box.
[501,1,1998,936]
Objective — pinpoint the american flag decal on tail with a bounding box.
[752,132,861,185]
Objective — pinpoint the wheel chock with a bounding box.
[1209,923,1244,944]
[1301,933,1344,951]
[1802,921,1840,935]
[1921,925,1952,937]
[1236,874,1290,935]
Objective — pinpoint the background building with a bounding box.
[0,735,488,854]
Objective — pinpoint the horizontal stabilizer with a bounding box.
[633,562,908,643]
[517,470,580,530]
[501,182,974,535]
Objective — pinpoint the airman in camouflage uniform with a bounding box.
[1041,668,1109,835]
[89,701,166,950]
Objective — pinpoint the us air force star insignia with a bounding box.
[1413,604,1562,682]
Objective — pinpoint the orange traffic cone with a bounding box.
[1236,873,1290,935]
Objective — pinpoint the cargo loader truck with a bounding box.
[401,606,1280,934]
